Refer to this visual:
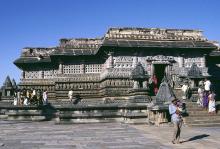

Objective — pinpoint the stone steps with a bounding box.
[184,101,220,127]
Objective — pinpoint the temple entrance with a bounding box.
[154,64,167,86]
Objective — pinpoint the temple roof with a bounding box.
[14,27,218,65]
[3,76,12,88]
[105,27,206,41]
[11,79,17,88]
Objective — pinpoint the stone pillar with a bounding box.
[178,57,184,67]
[22,71,25,79]
[133,81,139,89]
[143,81,148,89]
[107,52,114,68]
[6,90,11,96]
[80,63,85,74]
[58,63,63,74]
[151,64,154,75]
[201,55,206,67]
[39,71,44,79]
[2,88,5,96]
[132,56,138,68]
[190,80,195,88]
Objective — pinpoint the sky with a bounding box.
[0,0,220,86]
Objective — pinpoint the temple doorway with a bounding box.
[154,64,167,86]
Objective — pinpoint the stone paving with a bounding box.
[0,121,220,149]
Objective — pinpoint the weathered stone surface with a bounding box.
[0,121,220,149]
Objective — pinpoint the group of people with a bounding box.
[197,78,216,114]
[169,78,216,144]
[13,89,48,106]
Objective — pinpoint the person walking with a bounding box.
[169,98,183,144]
[42,90,48,105]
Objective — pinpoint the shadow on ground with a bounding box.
[182,134,210,143]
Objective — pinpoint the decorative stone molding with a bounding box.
[59,38,102,49]
[100,68,132,80]
[21,48,56,57]
[146,55,174,62]
[105,28,206,41]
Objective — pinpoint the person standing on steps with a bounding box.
[208,91,216,114]
[181,82,189,100]
[169,98,183,144]
[68,89,74,103]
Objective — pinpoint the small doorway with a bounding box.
[154,64,167,85]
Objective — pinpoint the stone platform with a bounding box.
[0,102,153,124]
[0,121,220,149]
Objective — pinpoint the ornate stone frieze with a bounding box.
[146,55,174,61]
[55,74,101,82]
[100,68,133,80]
[20,79,55,85]
[105,28,206,41]
[55,82,100,90]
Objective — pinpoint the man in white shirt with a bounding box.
[204,78,211,92]
[181,83,189,100]
[68,89,74,102]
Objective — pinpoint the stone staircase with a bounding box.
[183,101,220,127]
[174,88,220,127]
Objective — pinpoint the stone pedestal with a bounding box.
[128,88,150,103]
[148,104,169,126]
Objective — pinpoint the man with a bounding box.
[204,78,211,93]
[169,98,183,144]
[68,89,74,102]
[42,90,48,105]
[181,82,189,100]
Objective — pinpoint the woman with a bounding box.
[203,91,209,110]
[208,91,216,114]
[152,74,158,95]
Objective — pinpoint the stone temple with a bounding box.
[0,27,218,125]
[14,27,220,101]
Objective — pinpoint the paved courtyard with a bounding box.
[0,121,220,149]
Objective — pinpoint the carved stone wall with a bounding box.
[113,56,133,68]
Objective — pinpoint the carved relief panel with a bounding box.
[113,56,133,68]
